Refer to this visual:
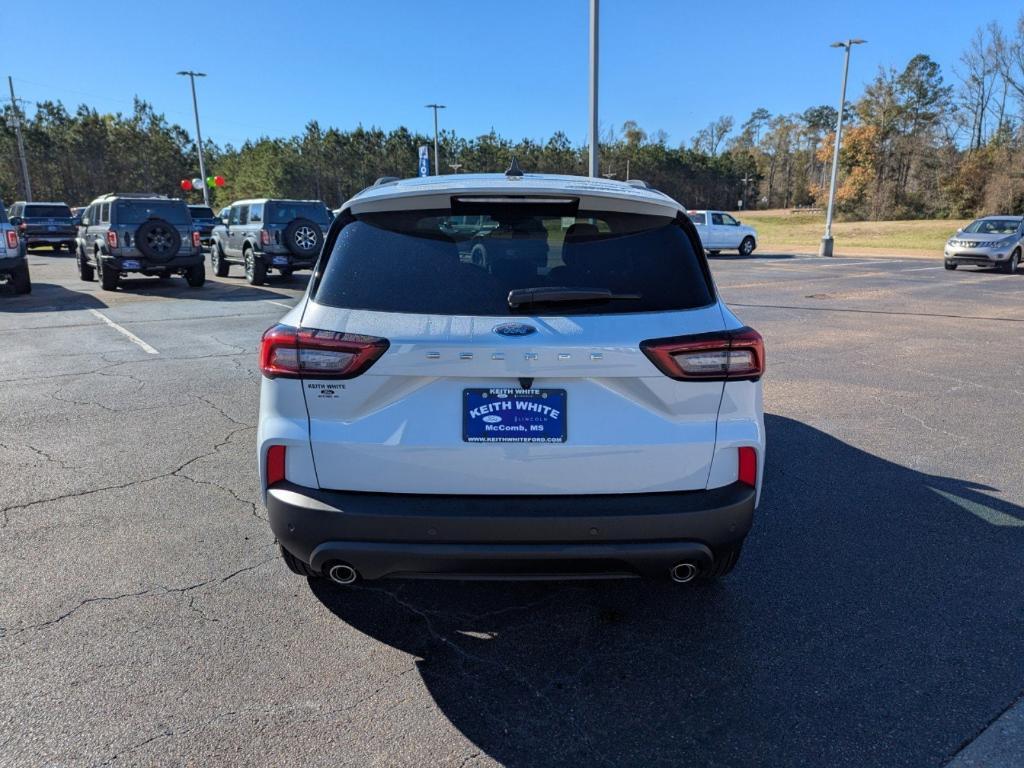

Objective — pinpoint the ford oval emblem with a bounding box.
[493,323,537,337]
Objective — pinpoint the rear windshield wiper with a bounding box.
[507,286,642,310]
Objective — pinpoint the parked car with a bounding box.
[944,216,1023,273]
[210,198,331,284]
[7,201,77,253]
[0,200,30,294]
[76,193,205,291]
[188,204,220,248]
[687,210,758,256]
[259,171,765,585]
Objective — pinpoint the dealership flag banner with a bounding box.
[418,146,430,177]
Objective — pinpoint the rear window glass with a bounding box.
[266,202,330,225]
[189,206,216,219]
[314,209,713,316]
[687,212,706,225]
[114,200,189,225]
[24,204,72,218]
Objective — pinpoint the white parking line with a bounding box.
[264,300,294,310]
[88,309,159,355]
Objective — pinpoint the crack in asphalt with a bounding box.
[1,554,276,640]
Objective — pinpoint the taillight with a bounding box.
[4,230,17,249]
[260,229,271,246]
[738,446,757,487]
[192,231,201,247]
[640,327,764,381]
[106,230,118,249]
[259,324,389,379]
[266,445,286,486]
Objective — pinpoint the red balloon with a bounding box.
[214,175,225,187]
[181,179,193,191]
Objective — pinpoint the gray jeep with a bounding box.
[209,198,330,285]
[1,200,31,295]
[76,193,205,291]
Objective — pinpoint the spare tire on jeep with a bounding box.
[135,219,182,260]
[283,218,322,258]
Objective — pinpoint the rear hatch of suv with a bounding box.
[294,195,730,495]
[112,199,194,260]
[22,203,75,237]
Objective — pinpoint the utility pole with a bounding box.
[425,104,446,175]
[588,0,599,177]
[7,76,32,202]
[177,71,210,206]
[819,39,865,257]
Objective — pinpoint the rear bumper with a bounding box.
[268,481,755,580]
[25,233,75,244]
[104,252,204,272]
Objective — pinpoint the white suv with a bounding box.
[257,170,765,585]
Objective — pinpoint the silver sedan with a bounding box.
[944,216,1023,273]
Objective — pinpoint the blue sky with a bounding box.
[3,0,1017,148]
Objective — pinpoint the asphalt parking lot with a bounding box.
[1,250,1022,767]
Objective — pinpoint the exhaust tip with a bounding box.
[327,563,358,585]
[670,562,699,583]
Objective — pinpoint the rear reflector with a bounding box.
[640,327,764,381]
[266,445,286,486]
[738,446,757,487]
[259,323,389,379]
[5,230,17,249]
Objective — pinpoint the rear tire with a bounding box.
[280,545,318,578]
[52,243,63,253]
[212,243,230,277]
[244,248,266,286]
[9,261,31,294]
[701,542,744,580]
[279,267,294,279]
[78,248,95,282]
[944,261,957,270]
[99,259,119,291]
[739,237,755,256]
[185,262,206,287]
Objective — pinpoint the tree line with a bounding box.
[3,14,1023,220]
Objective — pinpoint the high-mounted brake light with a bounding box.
[738,446,757,487]
[106,230,118,249]
[192,231,201,247]
[259,324,389,379]
[260,229,271,246]
[266,445,286,486]
[5,230,17,249]
[640,327,764,381]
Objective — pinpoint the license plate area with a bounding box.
[121,260,141,270]
[463,388,567,443]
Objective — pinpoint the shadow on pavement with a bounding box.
[110,272,307,303]
[309,414,1024,767]
[0,282,107,312]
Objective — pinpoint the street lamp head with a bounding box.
[425,103,446,110]
[831,39,866,49]
[176,71,207,77]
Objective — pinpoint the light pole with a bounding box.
[588,0,599,177]
[425,104,446,175]
[819,39,865,257]
[7,76,32,201]
[449,162,462,174]
[177,70,210,206]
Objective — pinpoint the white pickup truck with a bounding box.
[687,210,758,256]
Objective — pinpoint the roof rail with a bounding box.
[373,176,400,186]
[100,192,168,199]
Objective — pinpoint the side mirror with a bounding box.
[221,218,230,226]
[735,220,741,225]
